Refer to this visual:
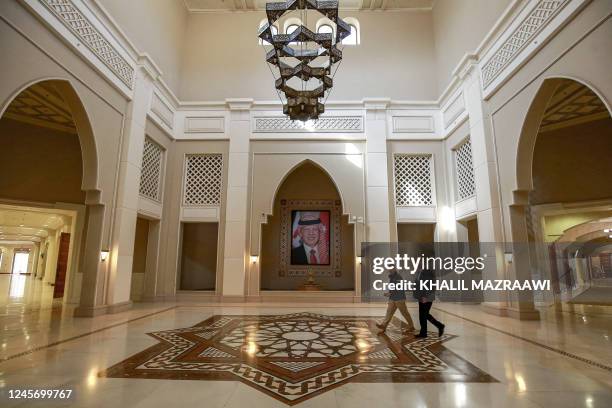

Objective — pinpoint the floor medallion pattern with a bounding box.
[101,312,496,405]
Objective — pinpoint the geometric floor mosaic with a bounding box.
[101,312,496,405]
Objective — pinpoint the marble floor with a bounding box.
[0,300,611,407]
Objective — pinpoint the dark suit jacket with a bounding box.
[291,244,309,265]
[413,269,436,302]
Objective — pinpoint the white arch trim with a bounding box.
[0,77,100,198]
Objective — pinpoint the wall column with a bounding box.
[460,62,539,320]
[364,98,392,243]
[104,58,159,313]
[221,99,253,301]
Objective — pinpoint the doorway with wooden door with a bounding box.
[53,232,71,299]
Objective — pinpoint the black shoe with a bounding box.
[438,324,445,337]
[415,333,427,338]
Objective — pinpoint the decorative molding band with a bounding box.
[150,92,174,130]
[479,0,587,98]
[441,90,466,130]
[39,0,134,88]
[184,116,225,133]
[395,206,437,223]
[392,115,435,134]
[253,116,364,133]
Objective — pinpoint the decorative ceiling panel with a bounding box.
[2,83,76,133]
[540,80,610,132]
[184,0,433,12]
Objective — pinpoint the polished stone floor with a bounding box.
[0,279,611,407]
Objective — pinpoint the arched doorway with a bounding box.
[0,79,100,311]
[260,161,355,293]
[514,78,612,306]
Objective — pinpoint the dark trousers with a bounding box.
[418,301,443,335]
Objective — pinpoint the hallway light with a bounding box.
[250,255,258,264]
[100,249,110,262]
[356,256,362,264]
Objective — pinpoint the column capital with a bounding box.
[137,53,163,82]
[363,98,390,111]
[452,53,479,81]
[226,98,254,111]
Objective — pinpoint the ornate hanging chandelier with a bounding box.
[258,0,350,121]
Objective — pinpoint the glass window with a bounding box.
[287,24,300,45]
[259,24,277,45]
[342,24,358,45]
[318,24,333,35]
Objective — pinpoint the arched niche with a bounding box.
[0,79,100,201]
[0,79,104,312]
[259,161,355,291]
[515,77,612,198]
[509,77,612,307]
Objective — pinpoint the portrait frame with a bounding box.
[290,210,331,266]
[279,199,342,277]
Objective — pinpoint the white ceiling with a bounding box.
[183,0,433,12]
[0,208,71,244]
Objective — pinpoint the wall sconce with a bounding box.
[250,255,258,264]
[100,249,110,262]
[604,228,610,233]
[504,252,513,264]
[356,256,362,264]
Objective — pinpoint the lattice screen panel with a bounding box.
[139,137,164,202]
[183,154,223,206]
[454,138,476,201]
[393,155,434,206]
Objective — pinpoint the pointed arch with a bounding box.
[515,76,612,195]
[269,159,346,216]
[0,78,99,199]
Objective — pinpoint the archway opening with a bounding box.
[0,80,95,311]
[519,78,612,305]
[260,161,355,291]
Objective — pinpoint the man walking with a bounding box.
[376,269,415,335]
[413,268,445,338]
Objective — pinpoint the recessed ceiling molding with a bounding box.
[184,116,226,133]
[183,0,434,13]
[392,115,435,133]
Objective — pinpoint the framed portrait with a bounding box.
[279,199,342,277]
[290,210,331,266]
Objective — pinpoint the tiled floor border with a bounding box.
[434,307,612,373]
[0,306,177,363]
[1,304,610,374]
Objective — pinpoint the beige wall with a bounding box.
[260,162,355,291]
[0,119,85,204]
[432,0,512,93]
[179,222,218,290]
[180,11,438,101]
[531,119,612,205]
[98,0,188,94]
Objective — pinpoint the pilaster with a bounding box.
[364,98,392,243]
[221,98,253,299]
